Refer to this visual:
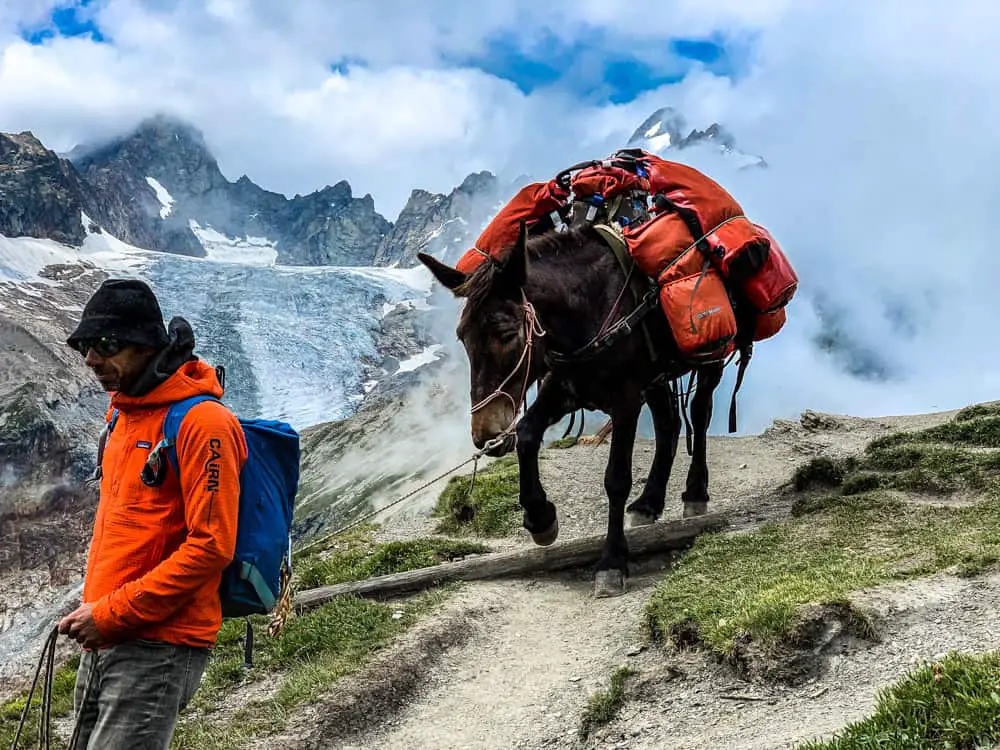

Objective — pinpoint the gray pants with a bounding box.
[70,639,210,750]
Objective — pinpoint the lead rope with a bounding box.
[10,627,94,750]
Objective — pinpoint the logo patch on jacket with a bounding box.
[136,440,152,449]
[205,439,222,493]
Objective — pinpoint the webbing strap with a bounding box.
[728,345,752,434]
[593,223,659,363]
[241,561,277,611]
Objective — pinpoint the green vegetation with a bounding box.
[798,651,1000,749]
[646,410,1000,663]
[0,527,483,749]
[171,590,445,749]
[578,666,637,741]
[294,536,489,590]
[0,656,79,749]
[434,454,522,537]
[548,436,579,449]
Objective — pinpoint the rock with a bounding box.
[374,171,508,267]
[68,115,392,265]
[0,131,98,245]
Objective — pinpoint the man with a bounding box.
[58,278,247,749]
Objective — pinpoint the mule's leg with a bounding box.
[595,401,641,598]
[626,382,681,526]
[682,362,724,517]
[515,378,574,546]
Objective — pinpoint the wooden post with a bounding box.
[293,512,727,611]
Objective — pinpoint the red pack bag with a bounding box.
[702,216,771,284]
[752,307,787,342]
[570,164,649,201]
[742,224,798,313]
[456,179,569,274]
[622,208,692,279]
[657,248,737,362]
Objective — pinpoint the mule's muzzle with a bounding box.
[480,433,516,458]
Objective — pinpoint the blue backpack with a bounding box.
[161,395,300,619]
[104,394,300,621]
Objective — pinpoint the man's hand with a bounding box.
[58,603,105,649]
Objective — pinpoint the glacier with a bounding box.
[0,217,438,432]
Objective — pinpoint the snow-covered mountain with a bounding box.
[4,220,439,428]
[627,106,768,170]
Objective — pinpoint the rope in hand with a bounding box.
[10,626,96,750]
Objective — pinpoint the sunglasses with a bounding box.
[74,337,125,358]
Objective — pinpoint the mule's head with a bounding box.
[418,222,535,456]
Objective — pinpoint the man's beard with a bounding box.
[91,368,121,392]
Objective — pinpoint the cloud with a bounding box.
[1,0,998,434]
[0,1,776,217]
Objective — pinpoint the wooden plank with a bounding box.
[293,512,728,611]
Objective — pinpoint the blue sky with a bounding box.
[24,1,742,107]
[442,30,738,104]
[19,0,105,45]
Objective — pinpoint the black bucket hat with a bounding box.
[67,278,170,352]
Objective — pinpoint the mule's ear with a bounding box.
[418,252,467,294]
[498,220,528,292]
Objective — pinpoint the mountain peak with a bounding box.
[628,105,767,170]
[627,106,688,150]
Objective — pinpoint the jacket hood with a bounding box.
[109,315,223,410]
[112,358,224,411]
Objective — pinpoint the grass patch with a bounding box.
[651,409,1000,669]
[798,650,1000,749]
[294,537,490,590]
[170,527,478,745]
[955,402,1000,422]
[170,590,445,749]
[548,436,579,449]
[433,454,521,537]
[0,655,79,749]
[578,666,637,741]
[792,456,850,492]
[790,411,1000,513]
[646,491,1000,662]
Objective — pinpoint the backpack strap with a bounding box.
[161,395,222,477]
[88,408,120,484]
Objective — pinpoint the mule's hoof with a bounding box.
[682,501,709,518]
[627,510,657,527]
[593,569,626,598]
[530,517,559,546]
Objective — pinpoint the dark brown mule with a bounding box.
[419,222,726,597]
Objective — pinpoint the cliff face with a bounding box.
[69,115,394,265]
[375,171,508,267]
[0,132,98,246]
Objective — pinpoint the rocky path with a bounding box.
[280,406,997,750]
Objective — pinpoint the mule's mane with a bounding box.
[456,225,602,318]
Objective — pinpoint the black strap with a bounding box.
[680,373,695,456]
[728,344,753,434]
[545,287,660,368]
[244,618,254,670]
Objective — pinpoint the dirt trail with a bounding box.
[340,573,655,750]
[312,406,995,749]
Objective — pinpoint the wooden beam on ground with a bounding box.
[293,512,728,612]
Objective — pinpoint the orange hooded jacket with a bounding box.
[85,359,248,649]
